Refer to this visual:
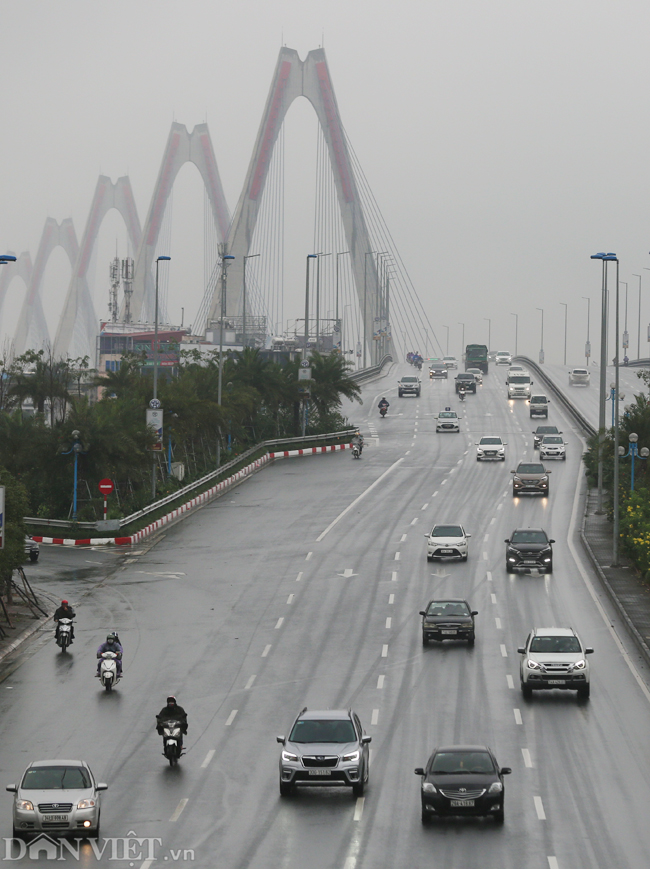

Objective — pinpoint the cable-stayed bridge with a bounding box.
[0,47,440,368]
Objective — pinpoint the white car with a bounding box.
[539,434,566,460]
[518,627,593,699]
[435,410,460,433]
[495,351,512,365]
[508,364,527,374]
[569,368,590,386]
[443,356,458,369]
[476,435,507,461]
[424,523,471,562]
[466,367,483,384]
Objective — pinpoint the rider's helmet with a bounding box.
[61,600,68,606]
[166,696,177,706]
[106,635,115,644]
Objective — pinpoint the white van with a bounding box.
[507,373,532,399]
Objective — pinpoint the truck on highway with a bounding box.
[465,344,489,374]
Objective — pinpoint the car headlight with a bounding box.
[16,800,34,811]
[573,659,586,670]
[282,751,299,763]
[422,782,437,794]
[488,782,503,794]
[341,751,360,764]
[541,476,548,483]
[507,557,516,563]
[77,799,96,809]
[526,659,541,669]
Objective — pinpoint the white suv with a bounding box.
[495,351,512,365]
[518,627,593,699]
[569,368,590,386]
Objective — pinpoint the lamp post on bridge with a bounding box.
[458,323,464,360]
[441,325,449,356]
[536,307,544,364]
[632,274,642,360]
[242,253,260,348]
[335,251,350,354]
[618,433,650,492]
[315,252,331,352]
[591,252,617,515]
[582,296,591,367]
[151,255,171,499]
[217,245,235,469]
[621,281,629,362]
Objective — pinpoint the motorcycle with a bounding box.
[352,444,360,459]
[56,618,74,653]
[99,650,120,692]
[160,719,185,766]
[429,370,433,380]
[379,406,388,418]
[458,388,466,402]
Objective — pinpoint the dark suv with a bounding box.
[398,376,421,397]
[455,373,477,394]
[415,745,511,824]
[505,528,554,573]
[277,708,371,796]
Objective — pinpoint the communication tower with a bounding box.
[109,257,120,322]
[121,257,134,324]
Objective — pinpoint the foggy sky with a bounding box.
[1,0,649,366]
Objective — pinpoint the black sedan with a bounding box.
[419,599,477,646]
[415,745,511,824]
[505,528,554,573]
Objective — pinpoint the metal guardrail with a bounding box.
[350,355,394,383]
[514,356,596,439]
[24,429,357,532]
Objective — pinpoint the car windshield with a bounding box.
[443,357,455,362]
[480,437,502,445]
[511,530,548,544]
[573,369,588,375]
[427,601,470,617]
[431,525,463,537]
[529,636,582,653]
[431,752,495,775]
[457,375,473,380]
[516,464,545,474]
[543,437,563,444]
[22,767,92,790]
[439,412,456,419]
[531,397,546,403]
[289,719,356,743]
[536,427,558,435]
[401,377,418,383]
[509,375,530,383]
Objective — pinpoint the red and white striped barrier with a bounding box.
[32,443,352,547]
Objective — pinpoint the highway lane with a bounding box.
[1,366,650,867]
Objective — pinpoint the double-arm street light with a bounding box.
[618,433,649,491]
[151,255,171,499]
[591,252,617,515]
[536,308,544,364]
[335,251,350,352]
[217,247,235,469]
[582,296,591,366]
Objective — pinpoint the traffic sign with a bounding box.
[149,398,162,409]
[300,359,310,367]
[98,479,114,495]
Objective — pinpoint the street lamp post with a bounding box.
[62,430,86,522]
[560,302,567,365]
[621,280,629,361]
[606,381,625,428]
[363,252,375,369]
[612,255,621,565]
[632,274,642,360]
[536,308,544,363]
[591,253,616,514]
[303,254,318,436]
[458,323,465,360]
[510,313,518,357]
[151,255,171,499]
[582,296,591,366]
[315,252,331,352]
[242,253,260,348]
[335,251,350,353]
[484,318,491,352]
[618,433,650,492]
[216,247,235,469]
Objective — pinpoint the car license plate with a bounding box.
[308,769,331,776]
[441,549,453,554]
[547,679,565,685]
[523,560,536,565]
[441,630,457,635]
[450,800,474,807]
[42,814,68,822]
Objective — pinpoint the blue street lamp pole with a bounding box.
[618,433,650,492]
[605,382,624,429]
[62,430,86,522]
[591,253,617,514]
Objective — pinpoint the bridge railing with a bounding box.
[514,356,596,438]
[350,354,394,383]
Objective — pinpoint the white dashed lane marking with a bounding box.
[296,572,303,581]
[371,709,379,725]
[306,552,313,561]
[522,748,532,767]
[513,708,523,725]
[421,503,429,510]
[244,675,256,690]
[486,571,492,582]
[506,675,514,689]
[275,617,284,629]
[200,750,215,769]
[169,798,188,822]
[388,594,395,604]
[262,645,271,657]
[394,552,401,561]
[382,645,388,657]
[391,571,398,581]
[500,644,508,657]
[354,797,365,821]
[385,618,392,629]
[225,710,238,726]
[287,594,294,604]
[534,796,546,820]
[410,518,418,525]
[495,617,501,629]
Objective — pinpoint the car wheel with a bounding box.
[421,805,430,825]
[493,806,505,824]
[29,553,38,562]
[476,457,481,462]
[546,562,553,574]
[461,554,468,562]
[279,780,293,797]
[577,684,591,700]
[352,774,366,797]
[505,563,513,573]
[512,488,516,497]
[426,555,433,562]
[467,635,475,647]
[12,826,25,841]
[521,681,533,699]
[562,455,566,461]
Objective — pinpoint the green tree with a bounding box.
[0,467,29,599]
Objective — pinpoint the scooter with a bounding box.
[352,443,361,459]
[379,406,388,418]
[56,618,74,653]
[458,388,466,402]
[429,370,434,380]
[99,650,120,692]
[160,719,185,766]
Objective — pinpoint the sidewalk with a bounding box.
[582,489,650,666]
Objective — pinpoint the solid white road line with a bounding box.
[225,710,238,726]
[388,594,395,604]
[522,748,532,768]
[506,675,514,689]
[377,675,385,689]
[316,458,405,542]
[169,798,188,822]
[354,797,365,821]
[200,750,216,769]
[262,644,271,657]
[382,644,388,657]
[245,675,256,690]
[534,795,546,820]
[275,617,284,629]
[513,708,523,725]
[500,644,508,657]
[371,709,379,725]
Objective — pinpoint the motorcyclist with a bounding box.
[458,385,466,401]
[156,696,188,739]
[96,633,123,676]
[378,397,390,413]
[352,431,364,455]
[54,600,75,644]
